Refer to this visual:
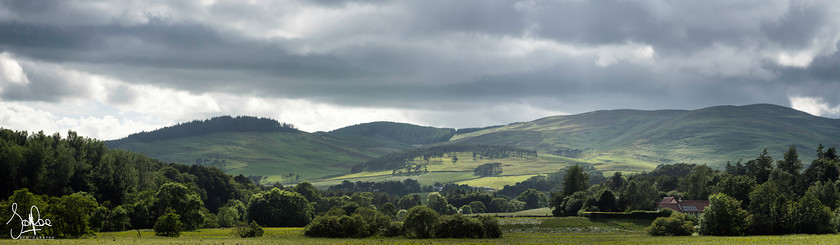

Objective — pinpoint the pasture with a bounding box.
[3,216,839,244]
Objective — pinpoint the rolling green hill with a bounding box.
[451,104,840,170]
[107,118,457,184]
[108,104,840,187]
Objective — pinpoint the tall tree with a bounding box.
[563,165,589,197]
[678,165,714,200]
[777,146,803,175]
[746,149,773,184]
[621,180,659,211]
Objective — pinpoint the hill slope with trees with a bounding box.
[451,104,840,168]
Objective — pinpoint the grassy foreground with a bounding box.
[2,217,840,244]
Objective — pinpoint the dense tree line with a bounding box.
[107,116,298,148]
[329,121,456,145]
[351,144,538,173]
[327,179,425,196]
[552,145,840,236]
[0,129,262,238]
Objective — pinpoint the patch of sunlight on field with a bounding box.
[325,170,393,180]
[455,175,537,189]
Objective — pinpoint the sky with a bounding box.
[1,0,840,140]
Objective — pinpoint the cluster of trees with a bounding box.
[107,116,298,148]
[352,144,538,173]
[329,121,456,145]
[552,145,840,236]
[0,129,261,238]
[327,180,425,197]
[691,145,840,236]
[474,163,503,177]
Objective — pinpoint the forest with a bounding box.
[3,127,840,239]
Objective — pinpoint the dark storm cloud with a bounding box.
[0,0,838,119]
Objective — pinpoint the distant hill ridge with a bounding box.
[329,121,456,145]
[107,115,299,148]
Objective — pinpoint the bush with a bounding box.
[234,220,264,238]
[304,214,366,238]
[402,206,439,238]
[154,209,184,237]
[435,214,485,238]
[353,207,391,236]
[647,212,694,236]
[479,216,503,238]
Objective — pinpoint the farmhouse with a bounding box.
[656,197,710,217]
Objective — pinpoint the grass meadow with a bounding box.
[3,216,840,244]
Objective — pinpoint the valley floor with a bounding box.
[2,217,839,244]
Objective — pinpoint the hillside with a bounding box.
[451,104,840,170]
[327,121,455,149]
[107,104,840,187]
[107,118,457,183]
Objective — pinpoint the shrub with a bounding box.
[647,212,694,236]
[233,220,264,238]
[478,215,503,238]
[435,214,485,238]
[304,214,366,238]
[402,206,439,238]
[154,209,184,237]
[353,207,391,236]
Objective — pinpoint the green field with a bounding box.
[309,152,584,188]
[4,216,840,244]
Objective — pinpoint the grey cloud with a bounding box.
[0,62,92,102]
[0,0,839,123]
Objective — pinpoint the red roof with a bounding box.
[657,197,710,213]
